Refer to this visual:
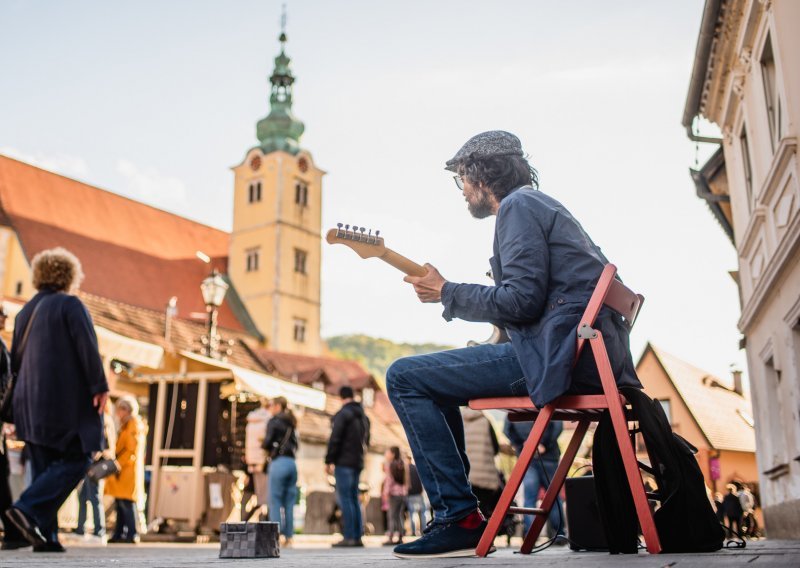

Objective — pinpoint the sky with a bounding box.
[0,1,746,384]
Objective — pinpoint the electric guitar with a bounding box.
[325,224,508,345]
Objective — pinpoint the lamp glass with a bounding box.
[201,271,229,307]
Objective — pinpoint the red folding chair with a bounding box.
[469,263,661,556]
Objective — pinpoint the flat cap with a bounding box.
[445,130,524,172]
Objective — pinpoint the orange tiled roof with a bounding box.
[0,154,244,330]
[254,349,376,391]
[644,344,756,453]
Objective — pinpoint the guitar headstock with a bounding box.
[325,223,386,259]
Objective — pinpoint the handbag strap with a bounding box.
[273,424,294,457]
[12,296,49,374]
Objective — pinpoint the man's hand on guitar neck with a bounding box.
[404,263,447,303]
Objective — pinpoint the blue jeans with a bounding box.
[406,494,427,535]
[112,499,137,540]
[14,440,91,543]
[268,457,297,538]
[522,460,565,536]
[386,342,526,523]
[76,475,105,536]
[334,466,362,540]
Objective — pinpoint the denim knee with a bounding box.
[386,356,417,399]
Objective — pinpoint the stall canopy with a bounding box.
[181,351,327,410]
[96,325,164,368]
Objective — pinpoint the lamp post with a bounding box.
[200,269,229,358]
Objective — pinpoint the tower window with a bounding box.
[294,248,307,274]
[293,318,306,343]
[295,181,308,207]
[246,248,260,272]
[248,181,262,203]
[14,281,22,296]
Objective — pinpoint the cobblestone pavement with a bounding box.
[1,537,798,567]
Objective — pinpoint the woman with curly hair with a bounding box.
[5,248,109,553]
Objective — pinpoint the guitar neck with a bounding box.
[379,248,427,277]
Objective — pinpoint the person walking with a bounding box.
[461,408,501,520]
[325,386,370,548]
[382,446,408,546]
[0,307,29,550]
[405,457,427,537]
[75,404,117,543]
[263,397,298,547]
[503,416,565,540]
[244,398,271,518]
[5,248,109,553]
[722,483,744,538]
[105,396,144,544]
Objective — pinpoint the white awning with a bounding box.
[2,300,164,369]
[96,326,164,368]
[180,351,327,411]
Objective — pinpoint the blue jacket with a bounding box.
[441,187,641,406]
[12,289,109,453]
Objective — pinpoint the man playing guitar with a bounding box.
[385,131,642,558]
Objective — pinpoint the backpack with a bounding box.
[593,387,724,554]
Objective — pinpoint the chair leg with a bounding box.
[520,419,589,553]
[475,404,555,558]
[590,334,662,554]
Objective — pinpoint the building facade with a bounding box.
[636,345,758,494]
[683,0,800,537]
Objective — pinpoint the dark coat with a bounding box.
[263,412,298,459]
[325,401,370,470]
[11,289,109,453]
[503,417,563,462]
[441,187,642,407]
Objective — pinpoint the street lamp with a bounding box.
[200,269,229,358]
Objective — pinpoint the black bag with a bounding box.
[593,387,724,554]
[219,521,280,558]
[0,298,47,424]
[86,458,120,482]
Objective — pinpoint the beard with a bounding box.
[467,191,494,219]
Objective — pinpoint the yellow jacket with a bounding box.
[105,416,143,501]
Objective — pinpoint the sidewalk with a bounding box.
[1,537,798,567]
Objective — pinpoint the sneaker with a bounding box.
[1,540,31,550]
[331,538,357,548]
[5,507,47,547]
[392,515,488,559]
[33,541,66,553]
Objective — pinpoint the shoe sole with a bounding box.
[393,546,495,559]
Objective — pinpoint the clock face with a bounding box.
[250,155,262,171]
[298,156,309,173]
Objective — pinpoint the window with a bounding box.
[293,318,306,343]
[294,181,308,207]
[760,33,782,149]
[246,248,260,272]
[294,248,307,274]
[656,399,672,424]
[740,126,754,207]
[362,387,375,408]
[248,181,262,203]
[14,281,22,296]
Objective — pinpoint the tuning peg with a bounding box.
[337,223,343,229]
[375,230,380,238]
[345,224,350,231]
[359,227,365,234]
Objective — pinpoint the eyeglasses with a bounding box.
[453,175,465,191]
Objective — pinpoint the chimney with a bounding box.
[731,368,743,396]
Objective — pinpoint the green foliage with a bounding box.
[326,334,454,387]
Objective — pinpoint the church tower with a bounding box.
[230,26,323,355]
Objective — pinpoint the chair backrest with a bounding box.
[573,264,644,365]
